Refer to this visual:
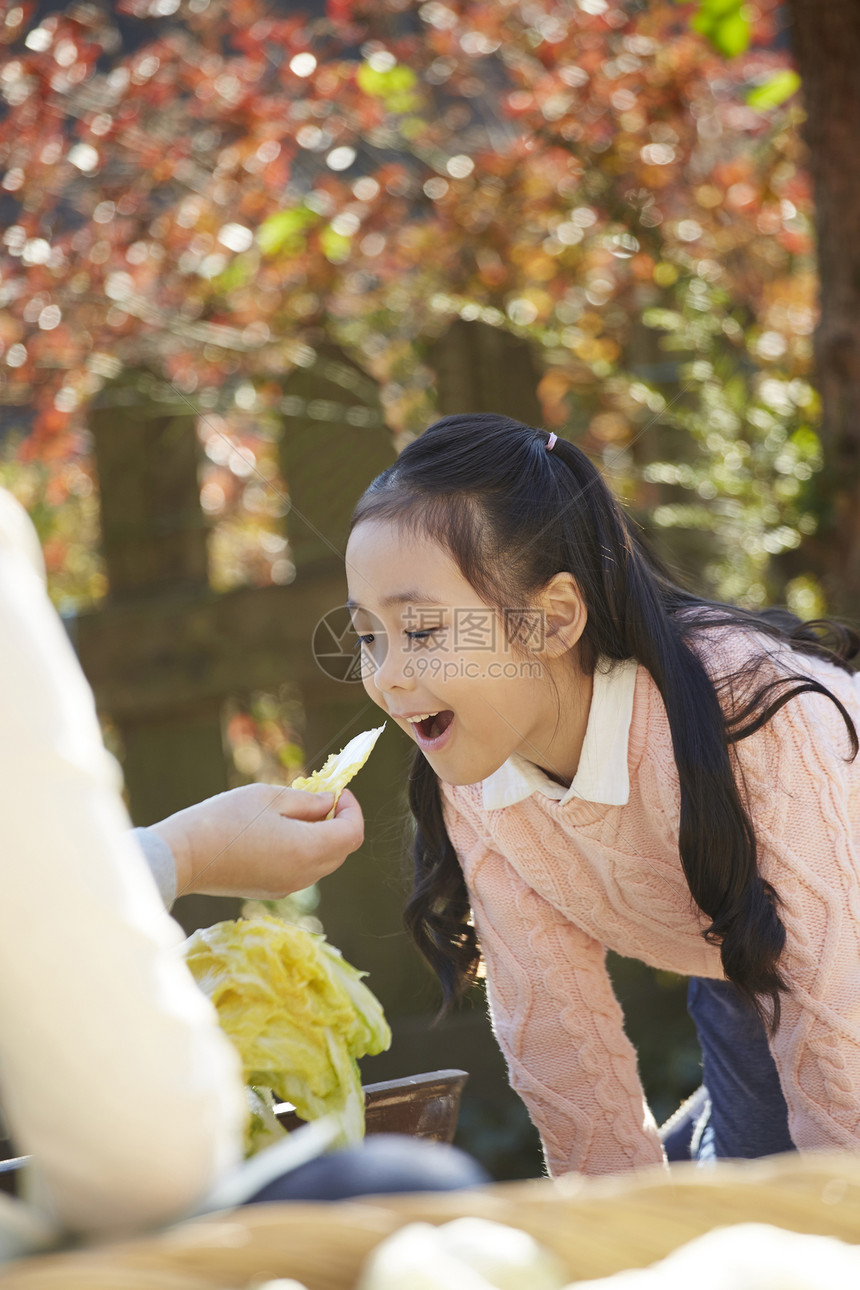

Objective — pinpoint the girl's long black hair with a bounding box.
[350,414,859,1029]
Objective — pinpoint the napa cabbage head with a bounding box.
[183,916,391,1152]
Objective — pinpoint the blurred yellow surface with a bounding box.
[2,1152,860,1290]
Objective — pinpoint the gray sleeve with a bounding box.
[132,827,178,911]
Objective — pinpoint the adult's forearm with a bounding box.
[132,826,178,910]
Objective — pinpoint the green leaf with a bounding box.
[257,207,318,256]
[703,0,747,19]
[789,424,822,460]
[691,9,715,37]
[712,10,751,56]
[746,69,801,110]
[398,116,427,141]
[356,61,419,112]
[643,307,683,331]
[689,0,751,57]
[213,255,253,292]
[320,225,352,264]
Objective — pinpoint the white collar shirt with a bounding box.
[481,656,639,810]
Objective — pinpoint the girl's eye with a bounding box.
[353,628,442,650]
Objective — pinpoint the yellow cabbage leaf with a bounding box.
[291,724,386,817]
[183,916,391,1151]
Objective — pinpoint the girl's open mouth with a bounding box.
[413,710,455,750]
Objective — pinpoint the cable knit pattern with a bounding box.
[439,631,860,1177]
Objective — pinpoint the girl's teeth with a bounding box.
[407,712,439,723]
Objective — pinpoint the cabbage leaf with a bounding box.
[184,916,391,1153]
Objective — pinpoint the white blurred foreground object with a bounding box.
[355,1216,569,1290]
[255,1281,310,1290]
[0,486,247,1248]
[568,1223,860,1289]
[356,1216,860,1290]
[440,1217,569,1290]
[291,724,386,816]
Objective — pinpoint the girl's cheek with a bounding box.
[362,674,381,706]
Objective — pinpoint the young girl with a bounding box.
[344,412,860,1178]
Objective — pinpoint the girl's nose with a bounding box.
[370,639,416,696]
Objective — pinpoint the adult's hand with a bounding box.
[149,784,365,900]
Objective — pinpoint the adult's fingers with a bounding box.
[333,788,361,818]
[275,786,335,819]
[322,788,365,851]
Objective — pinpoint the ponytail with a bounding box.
[620,544,787,1027]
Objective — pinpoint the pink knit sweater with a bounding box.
[439,630,860,1177]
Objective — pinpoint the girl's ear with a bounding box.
[538,572,588,658]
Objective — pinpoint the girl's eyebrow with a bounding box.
[346,591,445,610]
